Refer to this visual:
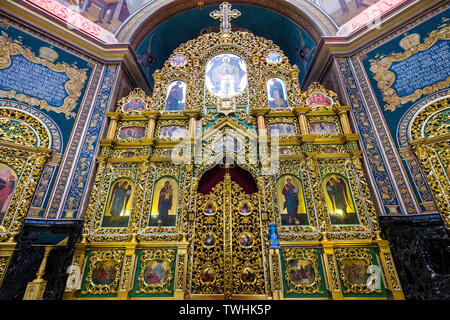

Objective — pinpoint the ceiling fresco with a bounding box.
[135,4,317,88]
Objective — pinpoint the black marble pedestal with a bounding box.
[0,218,83,300]
[379,213,450,300]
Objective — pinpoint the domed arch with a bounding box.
[116,0,337,48]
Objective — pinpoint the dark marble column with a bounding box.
[379,214,450,300]
[0,218,83,300]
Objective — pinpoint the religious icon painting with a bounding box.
[118,126,146,139]
[122,97,146,112]
[202,232,216,248]
[143,260,170,285]
[309,122,338,134]
[165,80,187,111]
[212,136,242,153]
[286,259,316,286]
[238,231,254,248]
[306,92,333,107]
[149,177,178,227]
[267,78,289,108]
[159,126,187,139]
[266,51,282,64]
[170,54,187,67]
[92,260,117,285]
[238,200,252,215]
[240,267,257,284]
[322,146,337,154]
[340,259,371,286]
[205,53,248,98]
[122,151,135,158]
[200,266,216,284]
[0,163,18,225]
[101,178,134,228]
[322,174,359,225]
[269,123,296,136]
[279,147,292,155]
[203,200,217,215]
[277,175,308,226]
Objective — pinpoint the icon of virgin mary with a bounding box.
[158,180,173,225]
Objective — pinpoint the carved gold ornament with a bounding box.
[0,33,88,118]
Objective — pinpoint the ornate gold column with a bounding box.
[377,238,405,300]
[337,106,352,134]
[293,107,309,135]
[106,112,120,139]
[268,248,283,300]
[146,111,159,139]
[321,239,343,300]
[252,108,269,137]
[184,110,201,138]
[174,233,189,299]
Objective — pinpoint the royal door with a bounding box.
[189,165,268,299]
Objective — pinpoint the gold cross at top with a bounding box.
[209,2,241,33]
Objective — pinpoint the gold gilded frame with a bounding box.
[0,33,88,118]
[368,20,450,112]
[80,249,125,296]
[135,248,176,295]
[281,248,324,295]
[334,247,382,295]
[0,107,51,287]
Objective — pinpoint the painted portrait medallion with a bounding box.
[205,53,248,98]
[306,92,332,107]
[266,51,282,64]
[122,97,146,112]
[92,260,117,285]
[240,267,256,284]
[238,232,254,248]
[202,232,216,248]
[203,200,217,215]
[238,200,252,215]
[200,266,216,284]
[170,54,187,67]
[143,260,170,285]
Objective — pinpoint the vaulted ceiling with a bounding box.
[135,4,317,88]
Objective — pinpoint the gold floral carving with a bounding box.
[0,33,88,118]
